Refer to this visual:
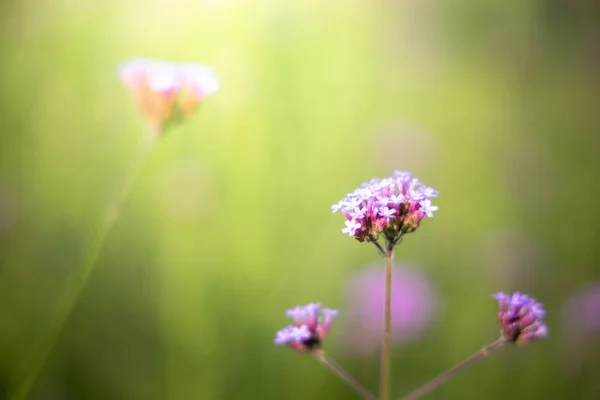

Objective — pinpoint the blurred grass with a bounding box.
[1,0,600,399]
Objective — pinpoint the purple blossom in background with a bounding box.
[562,282,600,339]
[560,283,600,376]
[332,171,438,243]
[343,265,438,357]
[493,292,548,344]
[274,303,339,353]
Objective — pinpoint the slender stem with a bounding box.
[316,351,376,400]
[371,240,387,257]
[398,339,508,400]
[11,126,159,400]
[380,249,393,400]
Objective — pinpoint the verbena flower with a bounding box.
[118,58,219,131]
[493,292,548,344]
[332,171,438,244]
[274,303,339,353]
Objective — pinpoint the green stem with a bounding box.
[371,240,387,257]
[316,351,376,400]
[11,126,158,399]
[398,339,507,400]
[380,250,393,400]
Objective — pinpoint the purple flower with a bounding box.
[275,303,339,353]
[274,325,311,345]
[418,199,438,218]
[342,220,361,236]
[343,265,438,357]
[493,292,548,344]
[378,206,396,219]
[332,171,438,244]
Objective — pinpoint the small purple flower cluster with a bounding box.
[118,58,219,129]
[274,171,547,398]
[493,292,548,344]
[332,171,438,243]
[274,303,339,353]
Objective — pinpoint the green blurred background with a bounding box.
[1,0,600,398]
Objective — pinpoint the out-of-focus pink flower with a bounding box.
[560,283,600,376]
[178,64,220,117]
[118,58,219,131]
[562,283,600,338]
[343,265,438,357]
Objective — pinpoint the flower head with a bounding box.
[274,303,339,353]
[118,58,219,132]
[332,171,438,244]
[493,292,547,344]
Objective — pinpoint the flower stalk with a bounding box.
[398,291,548,400]
[380,249,393,400]
[398,339,508,400]
[316,350,376,400]
[12,127,158,400]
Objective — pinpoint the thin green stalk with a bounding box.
[316,351,376,400]
[398,339,507,400]
[380,249,393,400]
[371,239,387,257]
[11,126,158,400]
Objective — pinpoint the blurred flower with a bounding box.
[178,63,220,117]
[332,170,438,245]
[560,283,600,376]
[493,292,547,344]
[343,265,438,357]
[118,58,219,132]
[275,303,338,353]
[562,283,600,339]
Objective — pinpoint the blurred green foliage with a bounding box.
[1,0,600,399]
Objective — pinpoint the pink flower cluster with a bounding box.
[493,292,548,344]
[118,58,219,130]
[332,171,438,243]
